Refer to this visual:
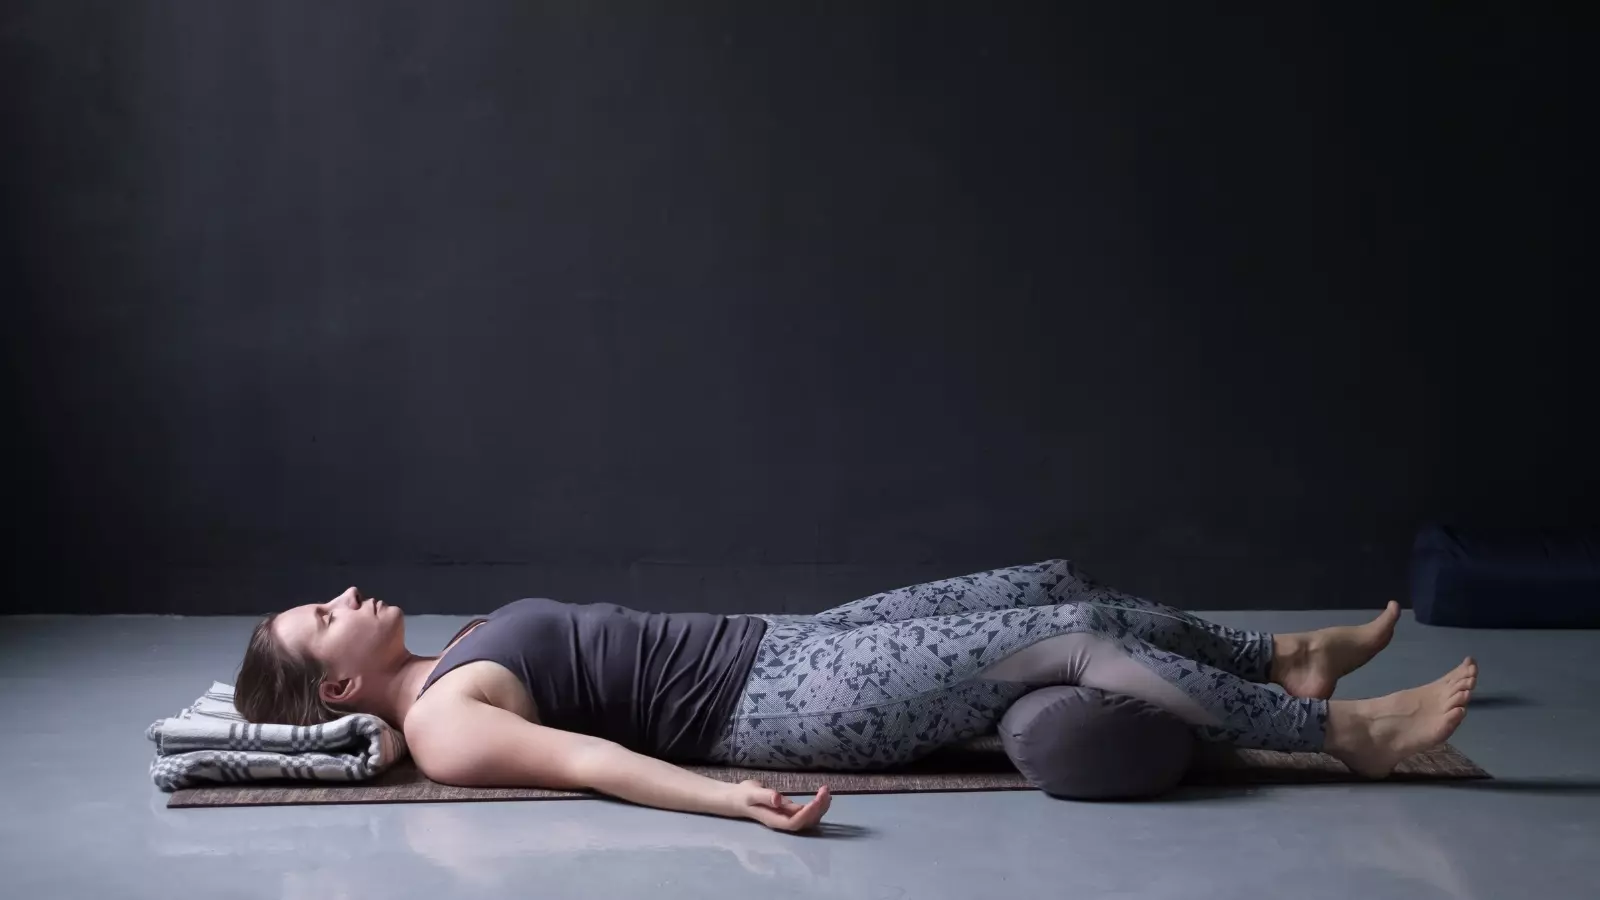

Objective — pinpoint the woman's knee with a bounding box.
[1058,600,1117,636]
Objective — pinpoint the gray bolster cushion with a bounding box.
[999,686,1196,800]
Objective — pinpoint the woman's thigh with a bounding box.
[808,560,1083,627]
[707,606,1107,770]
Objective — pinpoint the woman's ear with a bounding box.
[320,675,360,706]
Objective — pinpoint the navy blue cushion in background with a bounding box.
[1410,525,1600,628]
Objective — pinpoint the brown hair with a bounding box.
[234,614,342,725]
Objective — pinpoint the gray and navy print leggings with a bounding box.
[705,560,1328,771]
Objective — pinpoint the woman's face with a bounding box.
[273,586,406,677]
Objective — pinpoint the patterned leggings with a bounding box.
[705,560,1328,771]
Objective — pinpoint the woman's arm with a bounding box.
[406,697,831,831]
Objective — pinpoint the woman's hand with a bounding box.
[730,779,832,832]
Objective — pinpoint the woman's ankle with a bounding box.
[1269,633,1308,683]
[1322,699,1363,756]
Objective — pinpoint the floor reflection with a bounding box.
[144,784,1488,900]
[397,803,836,886]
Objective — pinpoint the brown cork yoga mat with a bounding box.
[167,738,1488,808]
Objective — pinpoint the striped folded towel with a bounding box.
[146,681,408,791]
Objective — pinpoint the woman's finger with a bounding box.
[745,785,833,832]
[766,785,825,813]
[751,784,808,814]
[789,799,824,830]
[749,805,794,830]
[778,790,832,831]
[796,787,831,828]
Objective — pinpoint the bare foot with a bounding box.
[1326,657,1477,778]
[1273,601,1401,699]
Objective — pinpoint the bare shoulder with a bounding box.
[400,662,586,789]
[404,660,540,738]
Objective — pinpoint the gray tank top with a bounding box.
[417,597,767,761]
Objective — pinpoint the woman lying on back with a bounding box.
[235,560,1475,831]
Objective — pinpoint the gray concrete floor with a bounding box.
[1,610,1596,900]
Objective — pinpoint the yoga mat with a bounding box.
[167,739,1488,808]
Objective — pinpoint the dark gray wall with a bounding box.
[3,3,1592,615]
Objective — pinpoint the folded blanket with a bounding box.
[146,682,408,792]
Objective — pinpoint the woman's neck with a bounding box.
[365,622,484,726]
[363,654,442,727]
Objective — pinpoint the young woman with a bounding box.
[235,560,1475,832]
